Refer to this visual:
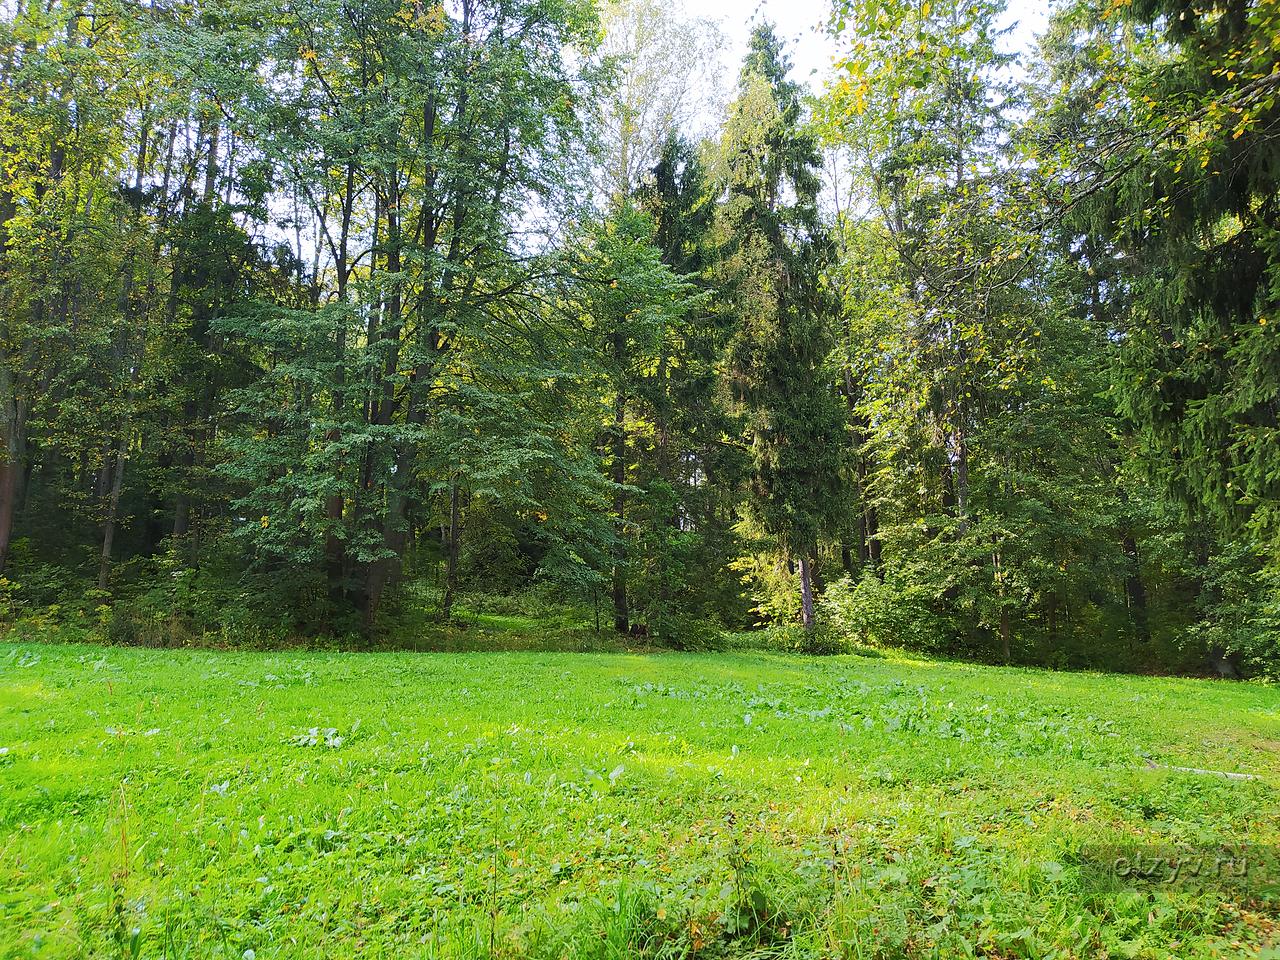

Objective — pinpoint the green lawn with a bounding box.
[2,643,1279,959]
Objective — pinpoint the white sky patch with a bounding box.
[681,0,1053,93]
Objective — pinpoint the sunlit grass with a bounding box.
[2,642,1278,958]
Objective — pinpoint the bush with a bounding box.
[2,539,92,616]
[1184,547,1280,678]
[730,552,801,628]
[655,616,726,652]
[457,504,533,593]
[100,546,328,648]
[819,574,948,652]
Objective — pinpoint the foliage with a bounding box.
[0,0,1277,672]
[1029,0,1280,671]
[715,25,846,633]
[820,573,949,652]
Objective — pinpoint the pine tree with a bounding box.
[716,25,845,633]
[638,134,749,636]
[1044,0,1280,668]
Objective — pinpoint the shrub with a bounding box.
[819,574,948,652]
[655,616,726,652]
[1184,548,1280,678]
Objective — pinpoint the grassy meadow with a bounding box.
[2,640,1279,959]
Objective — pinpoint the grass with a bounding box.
[2,641,1279,959]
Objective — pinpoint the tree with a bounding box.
[0,0,139,576]
[716,25,846,633]
[565,203,703,636]
[184,0,604,630]
[639,133,750,634]
[1040,0,1280,670]
[821,0,1144,662]
[595,0,722,202]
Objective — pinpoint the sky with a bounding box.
[683,0,1054,93]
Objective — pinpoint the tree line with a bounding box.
[1,0,1276,674]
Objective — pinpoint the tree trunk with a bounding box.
[799,555,817,632]
[866,502,882,574]
[940,458,957,516]
[840,542,855,576]
[0,457,16,577]
[993,549,1010,661]
[359,177,410,635]
[841,362,878,578]
[0,360,22,576]
[323,161,357,607]
[363,497,403,633]
[99,121,152,578]
[610,364,629,634]
[166,126,199,545]
[202,121,219,202]
[441,481,462,621]
[953,427,970,532]
[1044,594,1059,657]
[612,564,630,633]
[141,452,169,556]
[0,117,16,577]
[98,432,128,590]
[171,488,190,540]
[1121,534,1150,643]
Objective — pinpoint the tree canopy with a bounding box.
[1,0,1277,674]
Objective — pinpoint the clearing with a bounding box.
[2,643,1278,958]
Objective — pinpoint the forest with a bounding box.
[1,0,1278,676]
[6,1,1280,956]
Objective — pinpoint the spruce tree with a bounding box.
[716,25,845,633]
